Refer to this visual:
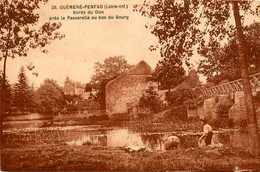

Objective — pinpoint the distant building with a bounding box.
[82,91,97,100]
[106,60,153,116]
[63,77,86,97]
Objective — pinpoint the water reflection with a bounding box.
[4,113,52,121]
[66,135,107,146]
[3,115,250,151]
[107,129,145,149]
[3,113,53,130]
[65,129,250,151]
[3,120,51,129]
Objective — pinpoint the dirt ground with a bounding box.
[2,142,260,171]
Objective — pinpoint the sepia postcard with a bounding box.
[1,0,260,171]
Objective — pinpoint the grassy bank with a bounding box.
[51,110,245,134]
[2,129,260,171]
[2,143,260,171]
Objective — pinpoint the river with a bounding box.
[3,114,250,151]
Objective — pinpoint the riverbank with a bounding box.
[3,113,259,171]
[2,126,260,171]
[2,143,260,171]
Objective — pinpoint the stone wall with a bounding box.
[203,97,217,119]
[229,91,247,122]
[187,106,204,119]
[106,74,150,116]
[190,91,260,122]
[105,60,152,116]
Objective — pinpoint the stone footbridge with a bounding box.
[189,72,260,121]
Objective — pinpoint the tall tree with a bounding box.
[150,56,185,91]
[90,56,133,109]
[12,66,31,114]
[0,73,12,114]
[139,86,164,113]
[232,1,260,155]
[198,22,260,84]
[0,0,64,115]
[36,79,65,114]
[135,0,260,154]
[28,83,37,112]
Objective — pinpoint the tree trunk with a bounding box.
[232,1,260,155]
[0,54,7,152]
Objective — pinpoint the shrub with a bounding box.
[234,119,247,128]
[164,106,187,121]
[109,113,130,125]
[187,116,201,123]
[137,113,152,120]
[165,88,204,109]
[215,103,233,118]
[139,86,165,113]
[88,115,109,121]
[208,117,234,129]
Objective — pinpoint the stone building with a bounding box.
[63,77,86,97]
[105,60,153,116]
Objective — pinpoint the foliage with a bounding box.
[64,94,81,111]
[198,22,260,84]
[163,106,187,121]
[12,66,33,113]
[139,86,165,113]
[89,56,133,109]
[137,113,152,120]
[85,83,93,92]
[0,0,64,115]
[166,87,203,109]
[184,69,201,89]
[149,56,185,91]
[209,117,234,129]
[64,94,101,112]
[88,115,109,121]
[135,1,260,154]
[0,0,64,60]
[215,103,233,118]
[36,79,65,114]
[91,56,133,86]
[109,113,130,125]
[27,84,37,112]
[165,85,203,121]
[134,1,253,65]
[0,74,12,114]
[94,79,108,110]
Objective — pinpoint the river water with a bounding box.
[3,114,250,151]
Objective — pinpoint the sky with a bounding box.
[2,0,164,87]
[1,0,259,88]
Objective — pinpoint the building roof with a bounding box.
[126,60,153,75]
[75,82,86,89]
[106,60,153,90]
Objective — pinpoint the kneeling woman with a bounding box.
[198,120,213,146]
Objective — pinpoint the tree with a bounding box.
[139,86,164,113]
[12,66,32,114]
[36,79,65,114]
[28,83,37,112]
[85,83,93,92]
[198,22,260,84]
[135,0,260,154]
[232,1,260,155]
[0,0,64,115]
[90,56,133,109]
[0,73,12,114]
[149,56,185,91]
